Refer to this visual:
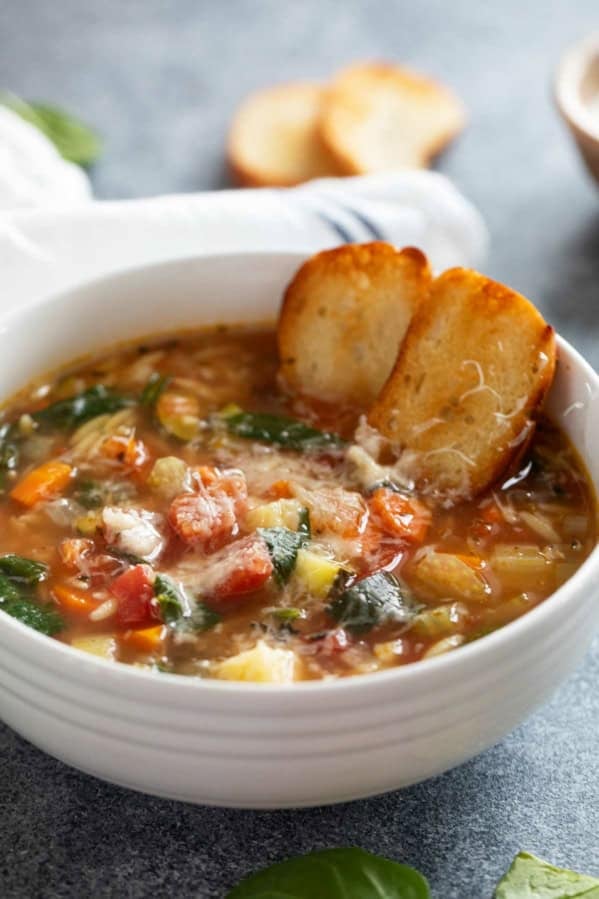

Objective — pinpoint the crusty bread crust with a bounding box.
[320,61,466,174]
[228,82,342,187]
[278,242,431,405]
[368,268,556,502]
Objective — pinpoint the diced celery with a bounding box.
[490,544,554,591]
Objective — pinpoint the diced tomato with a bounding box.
[369,487,431,544]
[300,486,366,538]
[208,535,273,604]
[110,564,159,627]
[101,433,150,474]
[58,538,125,584]
[169,467,248,551]
[358,518,405,576]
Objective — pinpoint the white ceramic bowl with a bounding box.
[0,252,597,809]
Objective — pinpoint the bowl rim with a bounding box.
[555,33,599,142]
[0,249,597,698]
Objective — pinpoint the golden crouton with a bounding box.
[320,61,466,173]
[227,82,341,187]
[368,268,556,501]
[278,242,431,405]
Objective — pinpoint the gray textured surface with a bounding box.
[1,1,598,897]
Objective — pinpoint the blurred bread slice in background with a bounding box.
[228,82,342,187]
[278,242,431,405]
[368,268,556,501]
[319,62,466,174]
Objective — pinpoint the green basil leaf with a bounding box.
[258,527,308,586]
[72,478,105,510]
[154,574,185,623]
[226,848,431,899]
[175,601,221,634]
[0,573,23,602]
[327,571,418,635]
[140,373,171,407]
[1,93,101,166]
[33,385,133,430]
[224,411,345,452]
[1,597,64,635]
[0,554,48,584]
[494,852,599,898]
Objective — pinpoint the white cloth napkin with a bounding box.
[0,104,487,308]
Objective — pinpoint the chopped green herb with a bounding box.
[1,597,64,635]
[226,848,431,899]
[0,554,48,584]
[33,385,133,430]
[140,373,171,407]
[258,527,309,586]
[73,479,104,509]
[1,93,101,166]
[494,851,599,898]
[0,423,19,492]
[175,601,221,634]
[223,410,346,451]
[0,574,23,603]
[327,571,418,635]
[270,607,302,622]
[297,506,311,537]
[154,574,186,623]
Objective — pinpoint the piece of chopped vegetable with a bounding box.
[1,93,102,166]
[100,433,149,471]
[0,596,64,635]
[297,485,366,538]
[102,507,164,562]
[52,583,101,617]
[156,390,201,440]
[0,423,19,491]
[269,607,302,622]
[70,634,116,659]
[33,385,132,430]
[153,574,186,623]
[215,640,296,683]
[72,478,104,509]
[494,851,599,898]
[119,624,166,654]
[294,548,344,597]
[174,601,221,634]
[10,460,73,507]
[110,564,159,627]
[490,544,555,591]
[246,498,305,531]
[140,373,171,407]
[210,534,274,601]
[258,527,307,586]
[327,571,417,634]
[223,410,346,451]
[422,634,465,658]
[168,467,247,551]
[0,573,23,602]
[369,486,431,543]
[147,456,191,499]
[409,601,469,639]
[411,551,489,603]
[0,554,48,583]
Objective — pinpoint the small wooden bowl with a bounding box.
[555,35,599,185]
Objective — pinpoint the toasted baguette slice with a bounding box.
[368,268,556,501]
[278,242,431,405]
[228,82,342,187]
[320,61,466,174]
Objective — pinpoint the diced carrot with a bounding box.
[11,460,73,507]
[119,624,165,654]
[101,433,150,471]
[170,467,248,551]
[267,479,294,499]
[302,486,366,538]
[369,487,431,544]
[52,583,100,616]
[210,534,274,603]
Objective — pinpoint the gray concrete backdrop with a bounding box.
[0,1,598,897]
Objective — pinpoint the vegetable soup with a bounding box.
[0,326,595,681]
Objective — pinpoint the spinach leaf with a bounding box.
[1,597,64,636]
[226,848,431,899]
[0,554,48,583]
[154,574,186,623]
[297,507,311,538]
[224,411,345,452]
[0,574,23,603]
[327,571,417,635]
[72,479,104,510]
[494,852,599,898]
[1,93,101,166]
[174,601,221,634]
[33,385,133,430]
[0,423,19,491]
[140,373,170,407]
[258,527,308,586]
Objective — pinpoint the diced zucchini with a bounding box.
[247,499,304,531]
[294,549,344,598]
[411,552,489,603]
[147,456,191,499]
[409,601,468,639]
[214,640,296,683]
[71,634,116,659]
